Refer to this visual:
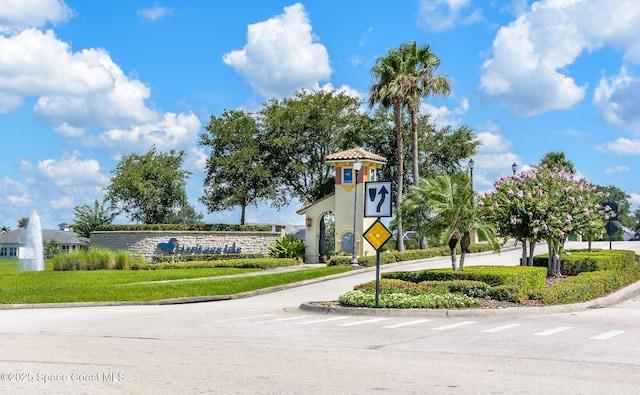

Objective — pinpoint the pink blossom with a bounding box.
[510,217,517,225]
[566,214,573,223]
[554,254,560,261]
[532,228,538,234]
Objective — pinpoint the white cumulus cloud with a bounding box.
[480,0,640,117]
[596,137,640,155]
[223,3,332,98]
[418,0,482,31]
[593,68,640,133]
[137,6,174,21]
[0,0,73,32]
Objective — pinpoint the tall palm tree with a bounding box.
[369,46,411,251]
[400,41,451,187]
[403,172,499,270]
[538,151,576,174]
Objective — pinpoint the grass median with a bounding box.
[0,259,351,304]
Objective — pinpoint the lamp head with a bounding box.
[353,159,362,172]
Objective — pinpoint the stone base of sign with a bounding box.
[90,230,281,261]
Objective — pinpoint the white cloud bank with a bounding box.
[479,0,640,118]
[223,3,332,98]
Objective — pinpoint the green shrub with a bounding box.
[535,266,640,305]
[52,248,143,271]
[338,290,480,309]
[131,258,297,270]
[95,223,272,232]
[327,243,495,267]
[435,280,491,297]
[152,253,266,263]
[268,235,305,260]
[532,249,636,275]
[384,266,546,297]
[353,279,449,296]
[488,285,521,303]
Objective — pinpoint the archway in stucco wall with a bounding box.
[318,211,335,262]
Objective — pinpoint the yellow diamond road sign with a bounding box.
[364,220,392,251]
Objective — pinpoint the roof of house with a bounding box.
[0,228,89,245]
[325,147,387,163]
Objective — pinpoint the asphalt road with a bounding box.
[1,241,639,394]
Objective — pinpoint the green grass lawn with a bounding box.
[0,259,351,304]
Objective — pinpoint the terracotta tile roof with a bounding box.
[325,147,387,163]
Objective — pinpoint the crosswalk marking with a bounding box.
[214,313,274,323]
[300,316,350,325]
[255,315,308,324]
[384,319,432,329]
[534,326,572,336]
[431,321,477,330]
[589,330,626,340]
[482,323,523,333]
[339,317,389,327]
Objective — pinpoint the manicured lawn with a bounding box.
[0,259,351,304]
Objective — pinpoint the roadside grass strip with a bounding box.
[0,265,351,304]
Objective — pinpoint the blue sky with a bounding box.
[1,0,640,229]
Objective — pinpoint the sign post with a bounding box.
[363,180,393,308]
[363,220,392,308]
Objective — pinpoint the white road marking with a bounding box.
[431,321,477,330]
[339,318,389,327]
[534,326,573,336]
[384,319,432,328]
[213,314,274,323]
[300,316,350,325]
[482,323,523,333]
[589,330,626,340]
[255,315,308,324]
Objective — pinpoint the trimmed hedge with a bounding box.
[384,266,546,297]
[328,243,496,267]
[530,266,640,305]
[338,290,480,309]
[95,223,273,232]
[532,249,636,275]
[131,258,297,270]
[152,253,266,263]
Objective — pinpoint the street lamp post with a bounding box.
[468,158,474,189]
[351,159,362,266]
[512,162,518,175]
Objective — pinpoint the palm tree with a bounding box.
[369,46,411,251]
[538,151,576,174]
[403,172,499,270]
[400,41,451,187]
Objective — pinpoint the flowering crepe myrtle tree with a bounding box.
[482,166,608,277]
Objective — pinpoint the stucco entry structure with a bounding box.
[297,148,387,264]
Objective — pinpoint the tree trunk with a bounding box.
[448,232,460,271]
[521,240,527,266]
[393,101,405,252]
[459,231,471,271]
[528,240,537,266]
[411,107,420,187]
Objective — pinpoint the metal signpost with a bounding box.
[363,181,393,308]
